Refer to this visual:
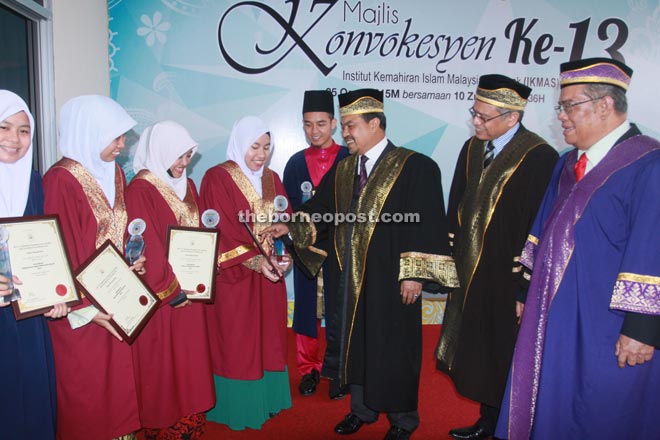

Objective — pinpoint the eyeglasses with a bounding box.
[554,96,605,115]
[469,107,511,123]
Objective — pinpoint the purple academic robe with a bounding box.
[496,126,660,440]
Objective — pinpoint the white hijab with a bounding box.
[58,95,136,207]
[133,120,198,200]
[0,90,35,217]
[225,116,271,197]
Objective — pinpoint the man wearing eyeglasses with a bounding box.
[497,58,660,440]
[435,74,558,440]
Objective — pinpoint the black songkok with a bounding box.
[302,90,334,115]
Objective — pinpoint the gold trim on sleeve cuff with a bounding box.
[288,212,316,248]
[219,244,253,265]
[157,278,180,300]
[399,252,459,288]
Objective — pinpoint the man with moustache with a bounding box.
[282,90,348,398]
[497,58,660,440]
[264,88,457,440]
[435,74,558,440]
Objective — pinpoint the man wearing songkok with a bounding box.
[496,58,660,440]
[263,88,458,439]
[283,90,349,398]
[435,74,558,440]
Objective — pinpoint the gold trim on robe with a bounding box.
[133,170,199,227]
[54,158,128,251]
[155,278,180,300]
[288,215,326,276]
[456,131,545,308]
[436,128,548,370]
[334,148,416,384]
[219,244,253,265]
[219,161,278,255]
[399,251,459,288]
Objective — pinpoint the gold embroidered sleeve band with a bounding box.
[398,252,459,288]
[288,216,326,276]
[157,278,180,300]
[219,244,253,265]
[610,272,660,314]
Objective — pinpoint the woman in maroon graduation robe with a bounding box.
[125,120,215,439]
[43,95,142,440]
[200,115,292,430]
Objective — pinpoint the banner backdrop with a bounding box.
[108,0,660,323]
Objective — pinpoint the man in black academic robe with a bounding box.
[435,75,558,440]
[264,89,458,440]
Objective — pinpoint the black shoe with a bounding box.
[334,413,367,435]
[384,425,412,440]
[298,369,320,396]
[449,423,492,439]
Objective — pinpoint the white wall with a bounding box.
[51,0,109,134]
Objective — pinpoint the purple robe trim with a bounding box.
[519,235,538,270]
[610,276,660,314]
[506,134,660,440]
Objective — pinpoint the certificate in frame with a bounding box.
[166,226,219,303]
[75,240,160,344]
[0,215,82,320]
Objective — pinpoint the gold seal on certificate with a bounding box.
[75,240,160,344]
[0,215,81,320]
[166,213,219,303]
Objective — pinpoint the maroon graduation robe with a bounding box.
[43,159,141,440]
[125,173,215,428]
[199,161,291,380]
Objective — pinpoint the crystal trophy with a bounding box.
[201,209,220,228]
[0,226,21,304]
[301,181,313,203]
[125,218,146,265]
[272,195,289,267]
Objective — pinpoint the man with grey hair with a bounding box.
[435,74,557,440]
[497,57,660,439]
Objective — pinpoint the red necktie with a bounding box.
[574,153,587,182]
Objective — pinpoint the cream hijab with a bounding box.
[225,116,271,197]
[133,120,198,200]
[0,90,35,217]
[58,95,136,207]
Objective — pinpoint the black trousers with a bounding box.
[477,403,500,434]
[349,384,420,432]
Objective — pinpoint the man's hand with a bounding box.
[259,224,290,245]
[516,301,525,324]
[400,280,423,305]
[615,334,654,368]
